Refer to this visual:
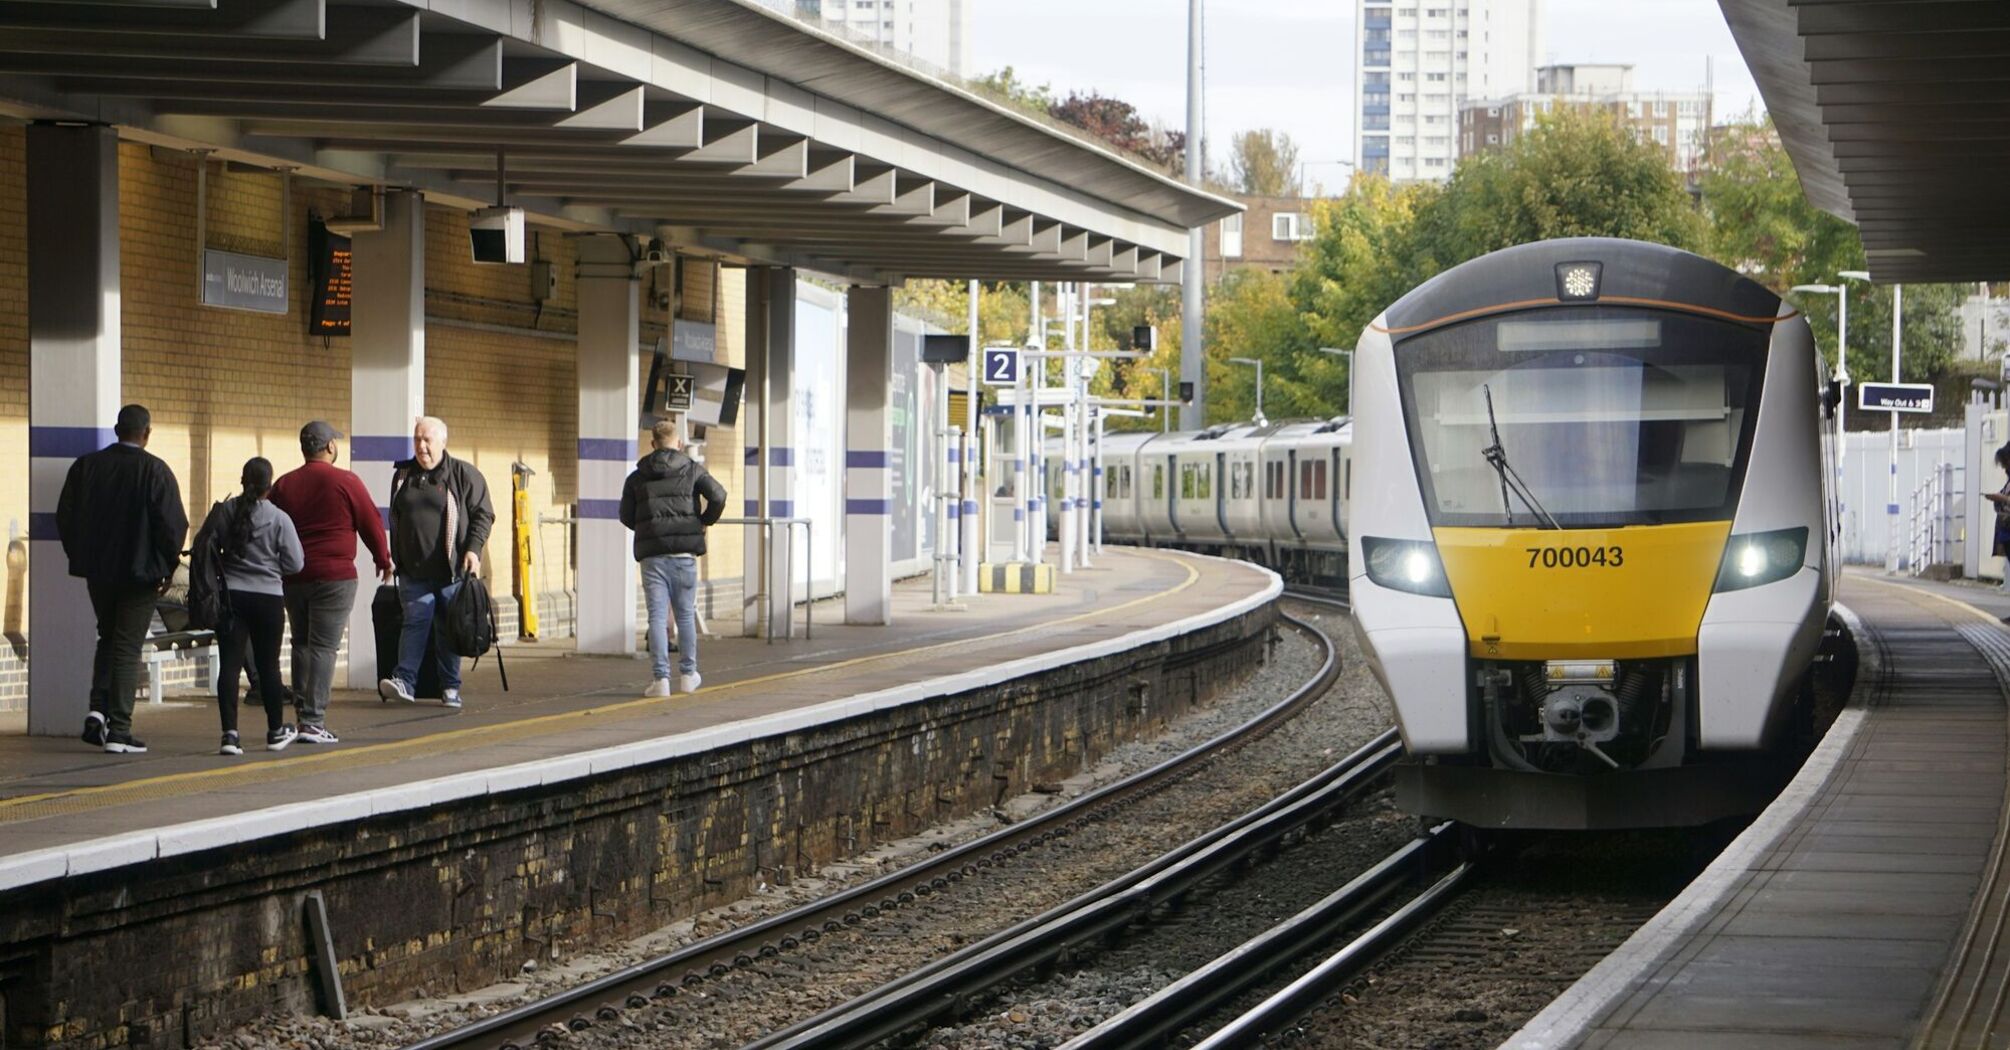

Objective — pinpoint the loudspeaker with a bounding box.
[469,206,525,265]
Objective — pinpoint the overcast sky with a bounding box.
[969,0,1763,190]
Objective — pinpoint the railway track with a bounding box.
[406,594,1352,1050]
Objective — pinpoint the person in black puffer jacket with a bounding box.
[619,419,726,697]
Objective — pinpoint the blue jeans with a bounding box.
[394,577,462,691]
[643,555,699,680]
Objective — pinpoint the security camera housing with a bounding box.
[469,206,525,265]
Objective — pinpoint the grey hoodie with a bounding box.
[203,499,305,597]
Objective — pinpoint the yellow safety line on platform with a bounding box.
[0,553,1209,822]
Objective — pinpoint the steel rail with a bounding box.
[1060,824,1459,1050]
[407,602,1346,1050]
[743,729,1405,1050]
[1187,858,1476,1049]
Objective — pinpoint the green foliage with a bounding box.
[1228,129,1302,197]
[968,66,1054,116]
[893,279,1032,350]
[1089,285,1184,432]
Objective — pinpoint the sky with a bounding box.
[968,0,1763,191]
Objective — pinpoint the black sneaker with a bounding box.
[219,732,243,756]
[266,725,298,752]
[81,712,107,747]
[103,731,148,754]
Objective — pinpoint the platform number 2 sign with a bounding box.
[982,348,1020,386]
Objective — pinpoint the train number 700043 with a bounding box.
[1525,546,1624,569]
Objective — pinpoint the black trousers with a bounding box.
[87,580,157,736]
[218,590,287,736]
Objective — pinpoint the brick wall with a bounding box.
[0,143,757,711]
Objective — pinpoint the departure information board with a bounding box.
[308,219,352,336]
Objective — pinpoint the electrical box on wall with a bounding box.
[530,260,556,301]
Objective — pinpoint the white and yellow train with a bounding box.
[1349,237,1838,828]
[1069,237,1838,828]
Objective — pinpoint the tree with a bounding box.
[1228,129,1302,197]
[969,66,1053,116]
[1048,90,1185,171]
[893,279,1031,349]
[1089,285,1184,432]
[1698,118,1965,386]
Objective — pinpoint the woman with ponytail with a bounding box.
[201,457,305,754]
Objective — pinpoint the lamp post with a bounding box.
[1789,283,1849,552]
[1841,270,1900,572]
[1142,367,1171,432]
[1317,347,1355,419]
[1229,357,1265,423]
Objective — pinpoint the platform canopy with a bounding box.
[1719,0,2010,283]
[0,0,1239,283]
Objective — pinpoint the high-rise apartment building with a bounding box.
[1459,65,1713,172]
[1355,0,1542,182]
[810,0,972,79]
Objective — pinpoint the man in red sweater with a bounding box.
[269,421,393,744]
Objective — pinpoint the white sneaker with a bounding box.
[378,677,415,703]
[676,672,703,694]
[296,724,340,745]
[644,678,672,697]
[443,689,462,709]
[266,725,298,752]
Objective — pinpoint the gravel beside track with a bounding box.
[210,601,1389,1050]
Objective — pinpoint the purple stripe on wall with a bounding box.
[578,437,635,461]
[351,436,409,462]
[743,447,795,466]
[28,426,114,458]
[846,450,889,468]
[770,499,793,518]
[961,500,978,514]
[579,498,622,520]
[845,499,892,515]
[1013,509,1025,522]
[947,504,960,520]
[28,512,58,541]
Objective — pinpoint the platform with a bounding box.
[1511,568,2010,1049]
[0,547,1272,880]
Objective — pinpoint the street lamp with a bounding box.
[1317,347,1355,418]
[1141,367,1172,433]
[1790,283,1850,557]
[1229,357,1265,424]
[1840,270,1902,572]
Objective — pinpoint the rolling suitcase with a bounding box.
[371,584,443,700]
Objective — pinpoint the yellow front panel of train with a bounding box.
[1433,522,1731,660]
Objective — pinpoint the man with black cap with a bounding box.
[270,420,393,743]
[56,403,188,754]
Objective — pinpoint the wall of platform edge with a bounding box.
[0,598,1278,1050]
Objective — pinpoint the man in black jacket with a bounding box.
[56,404,189,753]
[619,420,726,696]
[378,415,494,709]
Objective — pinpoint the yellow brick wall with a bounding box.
[0,141,761,708]
[0,126,26,653]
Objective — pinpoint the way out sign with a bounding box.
[1858,382,1935,414]
[982,347,1020,386]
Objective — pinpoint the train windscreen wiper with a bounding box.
[1480,383,1561,530]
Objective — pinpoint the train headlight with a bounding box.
[1363,537,1453,598]
[1714,527,1809,592]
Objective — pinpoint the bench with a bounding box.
[142,627,220,705]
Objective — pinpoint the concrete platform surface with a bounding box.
[0,547,1277,887]
[1509,569,2010,1049]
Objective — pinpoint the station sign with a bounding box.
[982,347,1020,386]
[202,249,289,315]
[1858,382,1935,414]
[666,371,694,410]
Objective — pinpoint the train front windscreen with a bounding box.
[1393,307,1771,530]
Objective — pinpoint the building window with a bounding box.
[1653,125,1669,144]
[1273,212,1314,241]
[1426,72,1447,82]
[1221,213,1243,258]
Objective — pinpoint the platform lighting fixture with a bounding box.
[1317,347,1355,416]
[1229,357,1265,423]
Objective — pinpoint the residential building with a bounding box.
[1355,0,1542,183]
[806,0,972,78]
[1459,64,1713,171]
[1203,195,1324,283]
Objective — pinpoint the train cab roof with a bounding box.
[1378,237,1787,340]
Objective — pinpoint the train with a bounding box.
[1053,237,1839,830]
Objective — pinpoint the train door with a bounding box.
[1215,451,1230,539]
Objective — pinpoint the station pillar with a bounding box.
[573,235,641,654]
[25,124,121,737]
[743,266,796,638]
[844,286,894,625]
[344,190,427,688]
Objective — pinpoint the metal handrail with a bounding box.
[717,516,813,643]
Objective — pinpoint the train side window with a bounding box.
[1314,460,1328,500]
[1199,465,1213,500]
[1299,460,1313,499]
[1153,465,1164,499]
[1181,463,1195,499]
